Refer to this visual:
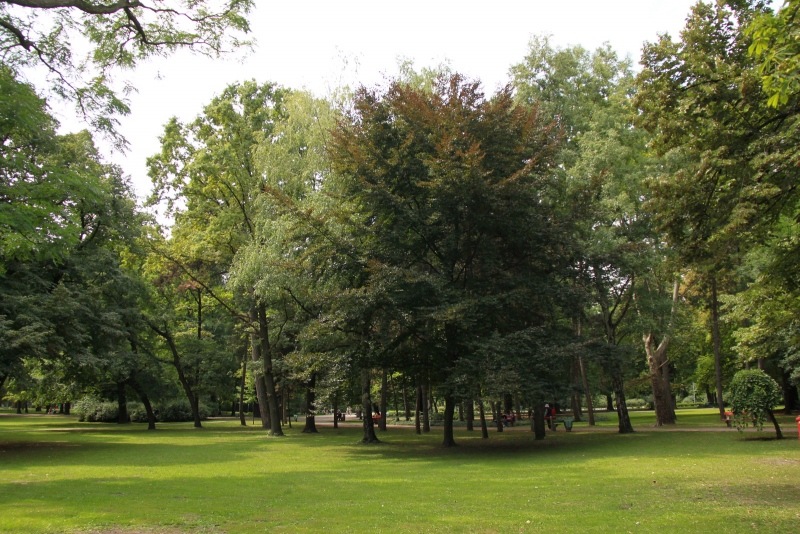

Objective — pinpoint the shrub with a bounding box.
[156,399,210,422]
[73,396,119,422]
[729,369,783,435]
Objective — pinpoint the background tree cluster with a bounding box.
[3,0,799,442]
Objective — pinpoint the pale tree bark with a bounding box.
[642,279,679,426]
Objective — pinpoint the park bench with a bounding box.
[723,412,733,427]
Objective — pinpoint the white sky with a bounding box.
[55,0,700,200]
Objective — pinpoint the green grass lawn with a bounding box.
[1,410,798,533]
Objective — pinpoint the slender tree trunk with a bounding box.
[238,355,247,426]
[782,373,799,415]
[415,383,422,435]
[333,393,339,430]
[442,391,457,447]
[458,402,463,422]
[466,399,474,431]
[766,408,784,440]
[247,307,269,429]
[478,398,489,439]
[126,376,156,430]
[532,401,546,440]
[514,393,521,422]
[150,322,202,428]
[422,383,430,433]
[302,373,318,433]
[361,368,379,444]
[495,402,504,432]
[116,381,129,424]
[257,304,283,436]
[710,276,726,418]
[403,384,411,421]
[379,369,388,431]
[392,374,399,421]
[613,372,634,434]
[579,356,595,426]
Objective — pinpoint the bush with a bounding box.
[156,399,210,422]
[729,369,782,433]
[73,396,119,422]
[625,398,648,409]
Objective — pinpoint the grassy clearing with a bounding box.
[1,411,798,533]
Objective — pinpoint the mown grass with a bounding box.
[1,410,798,533]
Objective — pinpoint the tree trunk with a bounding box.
[478,398,489,439]
[238,355,247,426]
[613,372,634,434]
[766,408,784,440]
[126,376,156,430]
[458,402,463,422]
[379,369,388,431]
[117,381,129,424]
[495,402,504,432]
[415,383,422,434]
[361,368,379,444]
[442,391,457,447]
[422,383,430,433]
[644,332,676,426]
[579,356,595,426]
[150,322,202,428]
[465,399,474,431]
[302,373,318,433]
[532,401,546,440]
[710,276,726,418]
[403,384,411,421]
[333,393,339,430]
[570,358,582,421]
[514,393,521,422]
[606,392,614,411]
[781,372,799,415]
[257,303,283,436]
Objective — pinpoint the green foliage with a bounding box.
[747,0,800,107]
[73,396,120,423]
[729,369,782,431]
[0,1,254,143]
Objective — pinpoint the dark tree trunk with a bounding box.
[613,373,634,434]
[361,368,380,444]
[465,399,474,431]
[249,307,270,429]
[478,398,489,439]
[514,393,521,422]
[495,402,504,432]
[782,373,799,415]
[127,376,156,430]
[606,392,614,411]
[503,393,513,414]
[532,402,546,440]
[766,408,784,440]
[710,276,726,418]
[257,304,283,436]
[403,384,411,421]
[239,352,247,426]
[379,369,388,431]
[580,356,595,426]
[333,393,339,430]
[16,401,21,414]
[442,391,457,447]
[302,373,318,433]
[415,383,422,435]
[149,321,202,428]
[63,402,70,415]
[422,383,430,433]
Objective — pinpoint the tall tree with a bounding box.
[330,74,573,447]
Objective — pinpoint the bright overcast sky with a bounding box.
[56,0,700,200]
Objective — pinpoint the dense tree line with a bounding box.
[2,0,799,442]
